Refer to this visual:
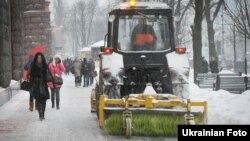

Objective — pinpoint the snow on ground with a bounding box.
[219,70,235,74]
[0,87,5,93]
[10,80,18,86]
[0,80,19,93]
[189,69,250,124]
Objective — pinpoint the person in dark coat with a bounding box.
[88,59,95,85]
[22,55,36,112]
[28,52,50,121]
[201,57,209,73]
[131,19,156,51]
[81,58,90,87]
[210,57,219,73]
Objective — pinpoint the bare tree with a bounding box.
[53,0,65,26]
[225,0,250,39]
[204,0,224,66]
[174,0,193,46]
[64,0,97,56]
[192,0,203,82]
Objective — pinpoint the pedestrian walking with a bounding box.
[48,54,65,110]
[22,55,38,111]
[210,57,219,73]
[201,57,209,73]
[28,53,50,121]
[81,58,90,87]
[64,58,71,75]
[73,58,82,87]
[88,59,95,85]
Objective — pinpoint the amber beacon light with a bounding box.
[130,0,136,8]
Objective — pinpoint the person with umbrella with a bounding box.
[28,52,50,121]
[23,45,46,112]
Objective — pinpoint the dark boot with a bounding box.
[41,113,45,120]
[51,89,55,108]
[56,99,60,110]
[42,101,46,120]
[29,102,34,111]
[35,101,38,110]
[38,108,43,121]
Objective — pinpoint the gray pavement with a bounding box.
[0,75,176,141]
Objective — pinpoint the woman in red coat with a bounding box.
[48,54,65,109]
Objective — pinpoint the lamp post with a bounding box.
[244,26,247,74]
[233,23,236,72]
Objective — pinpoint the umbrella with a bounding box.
[26,45,45,61]
[30,45,45,56]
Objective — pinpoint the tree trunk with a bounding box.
[175,0,181,46]
[175,21,181,46]
[192,0,203,83]
[205,0,218,69]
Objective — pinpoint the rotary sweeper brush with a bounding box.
[90,0,208,138]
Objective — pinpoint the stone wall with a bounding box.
[0,0,12,88]
[11,0,24,80]
[0,0,51,88]
[23,0,51,59]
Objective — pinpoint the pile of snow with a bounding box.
[10,80,18,86]
[90,40,105,48]
[189,83,250,124]
[144,84,157,94]
[188,68,250,124]
[79,47,91,52]
[0,87,5,93]
[0,80,19,93]
[219,70,235,74]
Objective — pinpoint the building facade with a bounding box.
[0,0,51,88]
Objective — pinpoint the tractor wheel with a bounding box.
[125,117,132,138]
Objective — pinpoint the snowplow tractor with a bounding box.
[90,0,208,138]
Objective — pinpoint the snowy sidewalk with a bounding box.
[0,75,173,141]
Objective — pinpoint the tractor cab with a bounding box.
[99,0,187,97]
[107,1,175,54]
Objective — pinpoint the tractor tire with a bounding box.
[125,117,132,138]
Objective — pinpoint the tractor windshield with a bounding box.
[117,15,171,52]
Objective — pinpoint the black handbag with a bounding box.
[54,77,63,85]
[46,69,53,83]
[21,81,29,91]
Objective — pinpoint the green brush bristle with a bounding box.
[105,113,203,137]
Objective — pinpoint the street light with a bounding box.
[244,25,247,74]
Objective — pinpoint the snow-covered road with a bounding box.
[0,75,175,141]
[1,73,249,141]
